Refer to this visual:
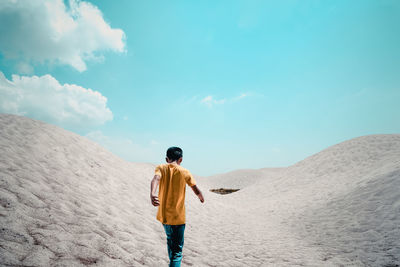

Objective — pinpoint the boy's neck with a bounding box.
[166,157,182,165]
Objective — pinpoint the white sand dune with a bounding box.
[1,114,399,266]
[201,168,284,189]
[200,135,400,266]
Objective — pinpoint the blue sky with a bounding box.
[0,0,399,176]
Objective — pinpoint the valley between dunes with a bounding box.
[1,114,399,266]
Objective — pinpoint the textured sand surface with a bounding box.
[1,114,399,266]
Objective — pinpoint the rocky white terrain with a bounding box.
[1,114,399,266]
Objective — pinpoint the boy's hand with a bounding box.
[150,175,161,207]
[191,185,205,203]
[198,193,204,203]
[150,194,159,206]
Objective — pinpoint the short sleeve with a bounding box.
[154,165,162,177]
[184,171,196,187]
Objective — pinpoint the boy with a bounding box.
[150,147,204,267]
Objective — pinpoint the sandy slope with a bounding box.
[1,114,399,267]
[200,168,284,189]
[200,135,400,266]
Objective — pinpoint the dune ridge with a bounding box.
[1,114,399,266]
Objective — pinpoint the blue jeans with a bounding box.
[163,224,185,267]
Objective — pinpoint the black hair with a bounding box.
[166,147,183,161]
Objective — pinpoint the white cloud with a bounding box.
[200,93,249,107]
[0,0,126,72]
[0,71,113,130]
[200,95,226,107]
[233,93,248,101]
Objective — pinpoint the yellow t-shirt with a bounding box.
[155,163,196,225]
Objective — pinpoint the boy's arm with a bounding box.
[150,175,161,206]
[191,185,204,203]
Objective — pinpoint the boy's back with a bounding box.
[155,163,196,225]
